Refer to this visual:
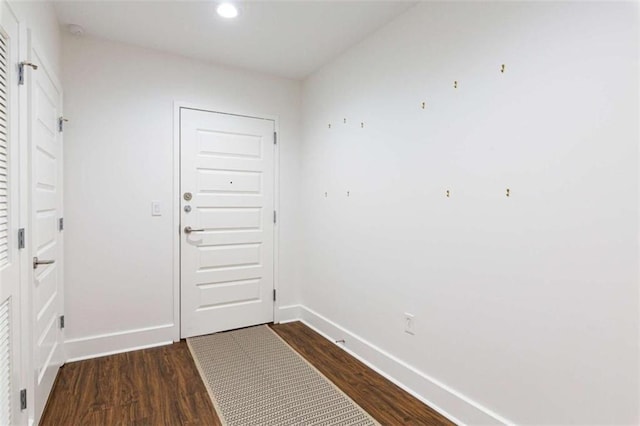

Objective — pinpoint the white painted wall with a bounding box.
[61,34,301,359]
[298,2,638,424]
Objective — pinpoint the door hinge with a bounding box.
[20,388,27,410]
[273,289,276,301]
[58,117,68,133]
[60,315,65,329]
[58,218,64,231]
[18,61,38,86]
[273,211,277,224]
[18,228,25,249]
[273,131,277,145]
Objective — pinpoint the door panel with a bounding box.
[29,36,64,424]
[197,207,262,230]
[180,108,275,338]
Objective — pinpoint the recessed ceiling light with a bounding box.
[217,3,238,19]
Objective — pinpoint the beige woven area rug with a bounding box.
[187,325,379,426]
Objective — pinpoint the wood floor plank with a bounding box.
[40,341,221,426]
[41,321,453,425]
[270,322,454,426]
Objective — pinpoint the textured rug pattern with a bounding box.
[187,325,379,426]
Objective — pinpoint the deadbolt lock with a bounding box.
[183,192,192,201]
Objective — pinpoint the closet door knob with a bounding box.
[184,226,205,234]
[33,257,55,269]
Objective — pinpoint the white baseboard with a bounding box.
[277,304,302,323]
[278,304,512,426]
[64,306,510,424]
[64,323,176,362]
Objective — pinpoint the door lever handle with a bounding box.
[184,226,205,234]
[33,257,55,269]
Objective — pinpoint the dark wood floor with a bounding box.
[40,339,220,425]
[270,322,453,426]
[41,321,453,425]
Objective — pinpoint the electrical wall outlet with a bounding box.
[404,312,415,335]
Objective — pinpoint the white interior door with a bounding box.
[180,108,275,338]
[28,35,64,423]
[0,5,24,426]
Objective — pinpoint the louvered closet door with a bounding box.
[0,37,8,270]
[0,4,24,426]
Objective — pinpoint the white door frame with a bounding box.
[172,102,281,341]
[0,2,27,424]
[16,20,29,426]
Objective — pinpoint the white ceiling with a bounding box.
[53,1,416,80]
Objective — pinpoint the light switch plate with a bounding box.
[404,312,415,335]
[151,201,162,216]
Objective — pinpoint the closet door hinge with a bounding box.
[273,289,276,302]
[20,389,27,410]
[18,228,25,249]
[58,117,68,133]
[273,131,277,145]
[60,315,65,329]
[18,61,38,86]
[273,211,277,224]
[59,218,64,231]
